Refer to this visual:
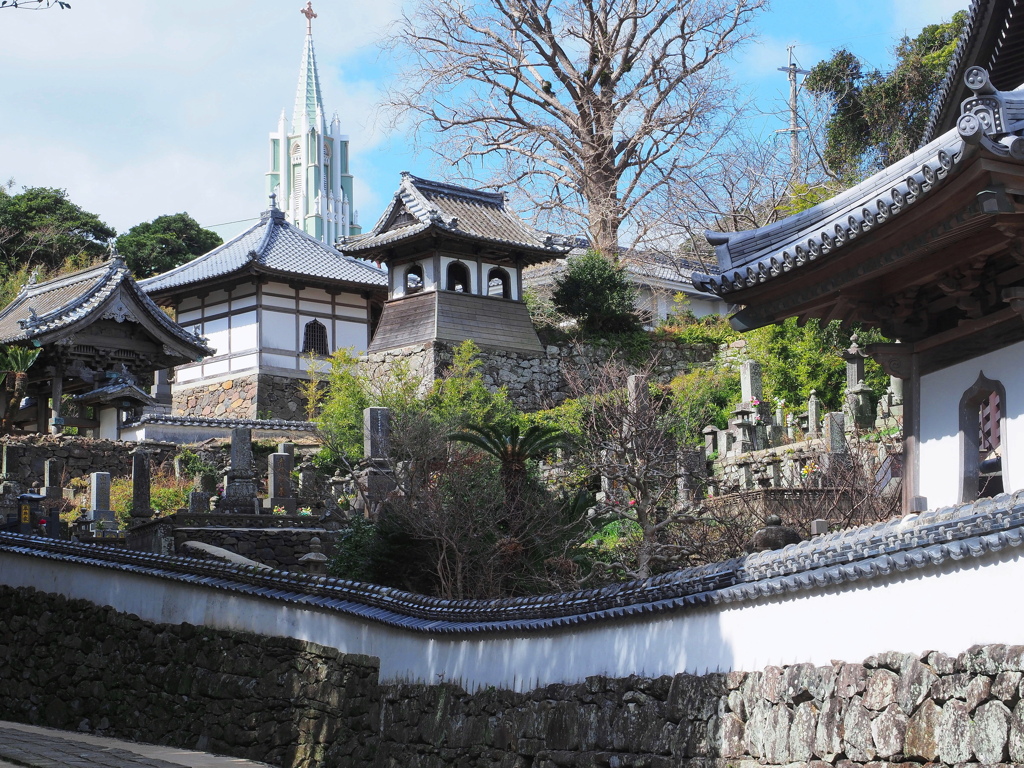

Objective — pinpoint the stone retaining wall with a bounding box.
[172,526,341,569]
[173,373,258,420]
[0,435,177,483]
[363,338,716,411]
[4,584,1024,767]
[0,585,378,768]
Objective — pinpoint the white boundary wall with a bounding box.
[920,340,1024,508]
[4,544,1024,690]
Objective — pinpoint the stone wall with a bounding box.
[172,526,341,569]
[377,645,1024,767]
[173,373,312,422]
[0,435,177,483]
[363,338,717,411]
[6,584,1024,767]
[257,373,312,421]
[173,373,258,420]
[0,585,379,768]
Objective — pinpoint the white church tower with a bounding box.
[266,2,360,243]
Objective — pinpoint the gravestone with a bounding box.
[278,441,296,457]
[702,425,720,455]
[362,407,396,509]
[130,450,153,520]
[807,390,822,437]
[265,451,296,513]
[740,360,762,403]
[42,458,64,500]
[823,412,847,453]
[220,428,259,514]
[364,408,390,459]
[90,471,116,534]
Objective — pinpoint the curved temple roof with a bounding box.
[0,259,211,358]
[140,204,386,296]
[341,172,569,261]
[692,67,1024,300]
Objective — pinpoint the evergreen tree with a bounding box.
[552,252,641,335]
[804,12,966,179]
[0,185,115,273]
[115,212,222,279]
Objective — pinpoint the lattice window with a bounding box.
[301,319,329,356]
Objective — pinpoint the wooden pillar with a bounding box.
[903,352,925,513]
[49,361,64,435]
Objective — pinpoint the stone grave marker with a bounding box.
[265,451,296,513]
[90,471,117,535]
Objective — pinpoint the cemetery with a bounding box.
[8,0,1024,766]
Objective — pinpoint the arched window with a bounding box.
[959,372,1006,502]
[487,267,511,299]
[405,264,424,294]
[301,319,329,356]
[446,261,471,293]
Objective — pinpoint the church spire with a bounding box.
[292,3,324,130]
[267,3,361,244]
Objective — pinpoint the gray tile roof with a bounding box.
[140,207,386,295]
[691,127,966,296]
[2,489,1023,634]
[72,381,156,406]
[923,0,1024,145]
[524,248,720,296]
[0,259,212,357]
[340,173,569,261]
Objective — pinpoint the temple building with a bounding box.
[138,199,386,425]
[265,2,359,244]
[0,259,211,439]
[693,50,1024,512]
[342,173,568,356]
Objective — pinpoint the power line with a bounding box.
[201,216,260,229]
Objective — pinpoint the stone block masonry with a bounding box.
[6,583,1024,767]
[173,373,313,421]
[0,435,177,483]
[363,338,717,411]
[0,585,379,768]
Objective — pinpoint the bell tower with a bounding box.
[265,2,360,244]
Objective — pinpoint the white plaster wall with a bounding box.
[919,340,1024,508]
[4,545,1024,691]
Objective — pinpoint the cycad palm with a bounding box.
[0,346,41,434]
[449,422,564,516]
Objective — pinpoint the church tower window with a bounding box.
[301,319,329,356]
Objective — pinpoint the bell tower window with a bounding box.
[959,373,1006,502]
[446,262,471,293]
[487,267,512,299]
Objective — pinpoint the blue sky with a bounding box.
[0,0,966,242]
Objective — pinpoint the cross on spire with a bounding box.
[300,1,316,34]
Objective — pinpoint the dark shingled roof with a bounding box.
[691,127,965,296]
[140,205,386,296]
[341,173,569,261]
[924,0,1024,144]
[0,259,212,357]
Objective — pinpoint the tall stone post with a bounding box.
[843,334,875,432]
[807,390,822,437]
[740,360,763,407]
[361,406,395,511]
[90,472,116,535]
[265,451,296,513]
[42,458,65,501]
[130,450,153,520]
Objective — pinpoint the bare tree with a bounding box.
[384,0,765,255]
[563,356,723,579]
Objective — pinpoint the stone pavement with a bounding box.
[0,722,274,768]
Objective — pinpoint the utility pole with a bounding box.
[776,45,810,182]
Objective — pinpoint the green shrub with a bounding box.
[552,252,642,334]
